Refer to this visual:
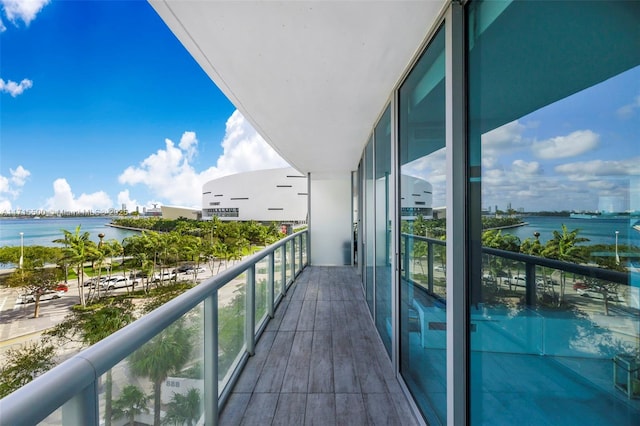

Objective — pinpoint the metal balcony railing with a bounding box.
[0,230,309,426]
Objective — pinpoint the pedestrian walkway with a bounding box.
[219,266,419,425]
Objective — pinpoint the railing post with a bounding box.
[204,292,219,426]
[525,262,536,307]
[62,381,98,425]
[268,252,275,318]
[428,240,434,294]
[246,264,256,356]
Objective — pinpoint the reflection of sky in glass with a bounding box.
[481,65,640,213]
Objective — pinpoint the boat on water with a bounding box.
[569,213,600,219]
[633,220,640,233]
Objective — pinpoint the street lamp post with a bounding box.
[19,232,24,281]
[615,230,620,265]
[19,232,24,269]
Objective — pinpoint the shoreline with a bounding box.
[484,222,529,231]
[105,222,146,232]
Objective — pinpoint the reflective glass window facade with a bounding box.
[468,1,640,424]
[399,25,446,424]
[357,1,639,424]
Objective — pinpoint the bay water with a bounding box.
[0,217,138,248]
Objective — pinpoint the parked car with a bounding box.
[182,266,206,275]
[576,286,621,301]
[482,274,497,284]
[573,281,588,291]
[55,284,69,292]
[508,276,526,287]
[100,276,130,290]
[175,264,195,273]
[153,271,177,282]
[86,277,108,287]
[536,277,558,287]
[19,289,65,304]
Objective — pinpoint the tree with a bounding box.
[5,267,61,318]
[112,385,149,426]
[542,224,589,306]
[55,226,99,307]
[163,388,201,426]
[0,339,56,398]
[128,319,194,425]
[482,230,521,289]
[47,299,136,425]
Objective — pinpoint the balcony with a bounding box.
[219,266,418,425]
[2,230,638,425]
[0,231,418,425]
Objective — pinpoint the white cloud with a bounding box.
[214,110,289,174]
[0,165,30,211]
[480,120,528,170]
[0,78,33,97]
[44,178,113,212]
[0,18,6,32]
[616,94,640,119]
[555,157,640,181]
[531,130,599,159]
[179,131,198,161]
[119,110,289,208]
[10,165,30,186]
[482,120,525,149]
[0,174,10,194]
[511,159,542,177]
[1,0,49,26]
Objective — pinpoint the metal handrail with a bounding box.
[404,233,631,285]
[0,230,308,426]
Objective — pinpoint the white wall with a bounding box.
[310,173,352,266]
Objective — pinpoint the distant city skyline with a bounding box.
[0,1,289,214]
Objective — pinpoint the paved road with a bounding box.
[0,286,76,354]
[0,263,224,354]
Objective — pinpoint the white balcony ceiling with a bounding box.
[149,0,445,175]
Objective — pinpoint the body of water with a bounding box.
[507,216,640,248]
[0,217,139,248]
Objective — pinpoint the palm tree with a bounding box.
[542,224,589,306]
[46,299,135,426]
[163,388,201,426]
[128,319,194,425]
[112,385,149,426]
[55,226,98,307]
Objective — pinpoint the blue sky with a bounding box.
[1,1,638,215]
[403,64,639,213]
[0,0,288,213]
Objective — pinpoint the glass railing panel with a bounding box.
[470,305,544,355]
[285,241,292,286]
[274,246,284,303]
[537,269,639,361]
[301,232,308,266]
[103,303,205,426]
[218,273,247,388]
[255,256,269,329]
[294,236,301,274]
[39,408,62,425]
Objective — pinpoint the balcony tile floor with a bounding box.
[220,266,419,426]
